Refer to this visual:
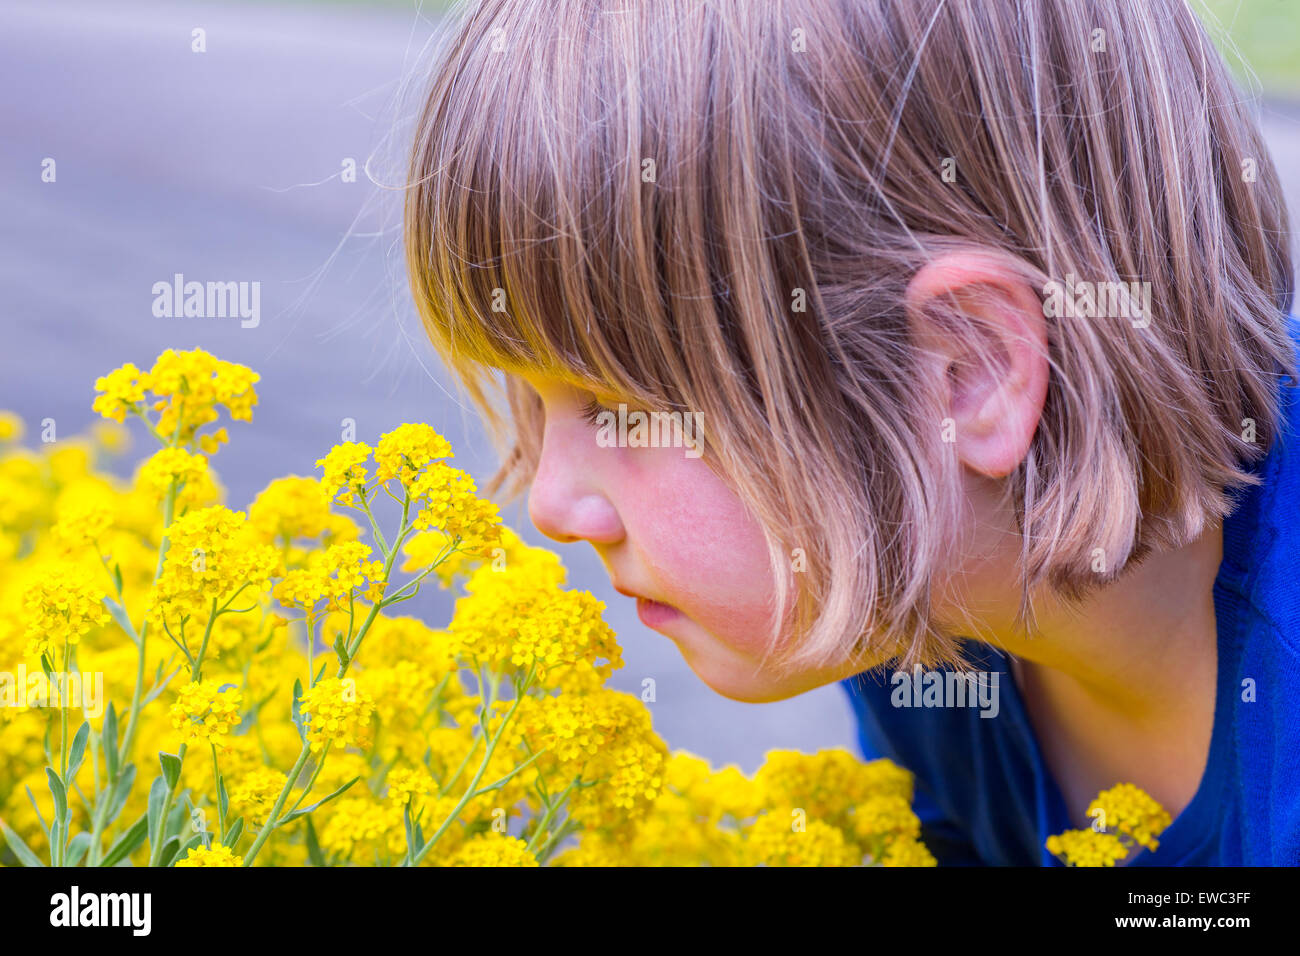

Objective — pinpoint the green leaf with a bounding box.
[102,597,136,641]
[332,634,349,665]
[146,776,168,849]
[45,769,68,827]
[225,817,245,850]
[0,821,45,867]
[24,786,50,838]
[382,591,417,607]
[140,666,182,708]
[112,562,123,595]
[291,678,306,741]
[305,815,325,866]
[66,831,92,866]
[49,819,61,866]
[278,776,360,827]
[404,802,417,854]
[103,704,120,779]
[165,798,189,844]
[99,813,148,867]
[67,722,90,783]
[106,764,137,822]
[313,661,327,686]
[159,752,182,790]
[216,772,229,827]
[156,835,182,868]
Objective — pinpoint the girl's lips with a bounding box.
[636,596,681,629]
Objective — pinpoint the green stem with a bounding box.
[240,744,311,866]
[146,742,186,867]
[117,479,178,777]
[409,666,535,867]
[525,778,577,853]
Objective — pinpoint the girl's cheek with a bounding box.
[620,451,779,653]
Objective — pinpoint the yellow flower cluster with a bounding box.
[247,476,358,549]
[374,423,453,486]
[1047,782,1172,866]
[409,463,503,556]
[93,349,258,454]
[385,766,436,807]
[0,355,941,870]
[320,796,407,861]
[316,443,372,507]
[136,447,219,509]
[450,562,622,686]
[148,506,280,634]
[21,563,110,660]
[170,680,242,747]
[273,541,385,613]
[51,495,115,549]
[745,813,861,867]
[1088,783,1173,852]
[228,767,287,822]
[1045,829,1130,867]
[555,748,935,867]
[298,677,376,753]
[175,844,244,867]
[447,833,539,867]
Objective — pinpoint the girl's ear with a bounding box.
[903,251,1049,479]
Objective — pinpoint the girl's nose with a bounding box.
[527,439,624,546]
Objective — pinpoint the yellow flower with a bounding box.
[21,563,111,660]
[272,541,385,613]
[136,447,218,508]
[386,766,436,806]
[0,411,23,442]
[146,349,260,445]
[298,677,375,753]
[1046,828,1130,867]
[374,423,453,486]
[451,576,622,686]
[175,844,243,867]
[91,420,131,455]
[410,463,503,554]
[851,794,922,854]
[742,812,861,867]
[92,363,149,423]
[447,833,539,867]
[1088,783,1173,852]
[248,476,357,547]
[148,506,280,634]
[170,680,242,747]
[228,767,287,822]
[319,795,406,861]
[880,837,938,867]
[316,442,372,506]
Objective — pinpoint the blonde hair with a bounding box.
[404,0,1295,674]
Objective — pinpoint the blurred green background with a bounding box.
[1200,0,1300,98]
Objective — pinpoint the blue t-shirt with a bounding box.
[840,338,1300,866]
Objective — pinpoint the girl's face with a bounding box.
[517,372,861,702]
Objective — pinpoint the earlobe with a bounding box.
[904,251,1049,479]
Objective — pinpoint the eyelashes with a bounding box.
[578,397,608,427]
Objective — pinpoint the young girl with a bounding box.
[402,0,1298,865]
